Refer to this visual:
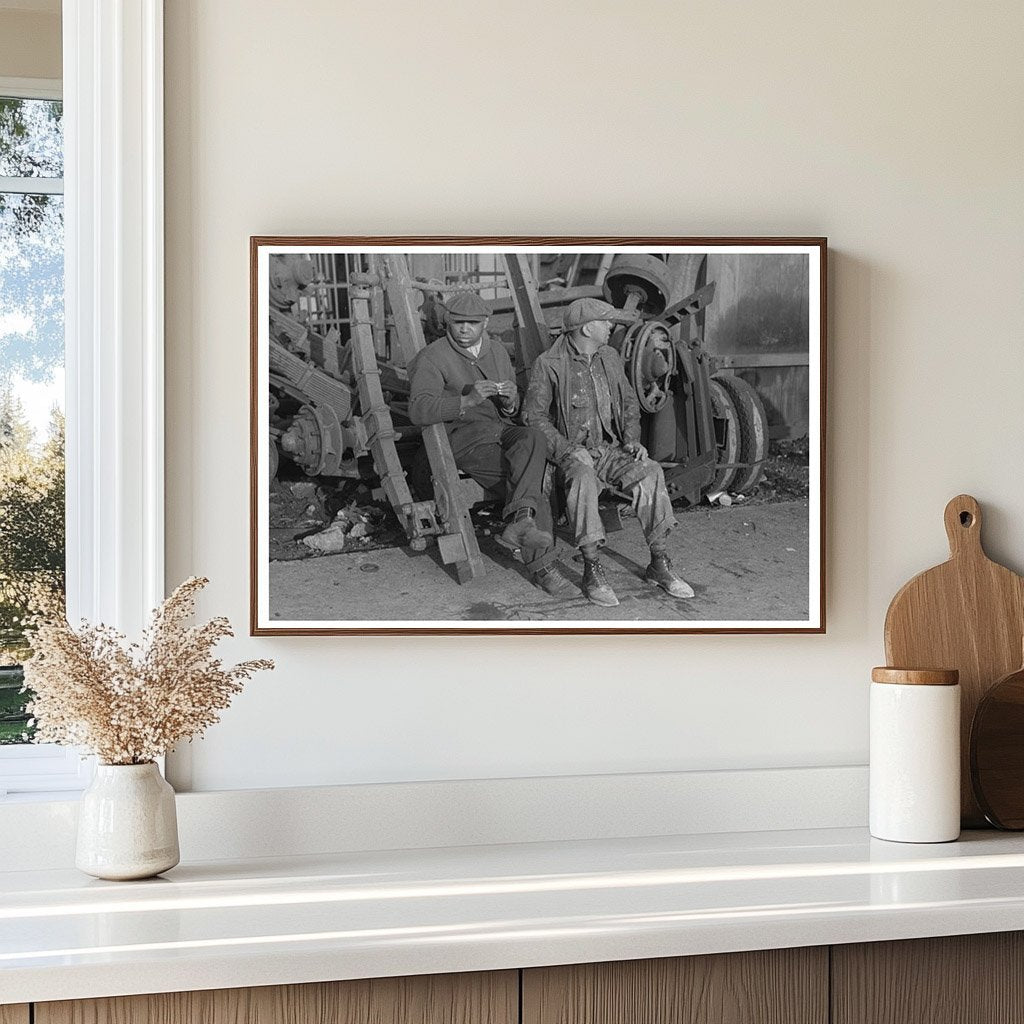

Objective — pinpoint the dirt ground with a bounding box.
[267,438,812,624]
[268,496,810,624]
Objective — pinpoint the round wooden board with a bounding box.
[971,664,1024,829]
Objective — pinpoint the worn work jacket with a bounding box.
[408,333,519,458]
[523,336,640,461]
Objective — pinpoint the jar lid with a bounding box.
[871,667,959,686]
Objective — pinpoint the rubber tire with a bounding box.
[707,379,740,494]
[714,373,770,494]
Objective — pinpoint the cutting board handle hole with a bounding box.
[960,511,974,527]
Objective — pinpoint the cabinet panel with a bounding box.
[36,971,517,1024]
[0,1007,30,1024]
[522,948,828,1024]
[832,932,1024,1024]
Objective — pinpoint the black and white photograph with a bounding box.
[251,239,825,634]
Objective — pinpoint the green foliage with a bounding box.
[0,665,31,743]
[0,97,62,175]
[0,97,62,238]
[0,394,63,743]
[0,390,65,667]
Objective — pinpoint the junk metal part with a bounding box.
[666,269,720,500]
[608,282,716,419]
[706,379,741,494]
[602,253,671,316]
[269,253,315,312]
[348,276,433,551]
[712,372,769,493]
[279,403,344,478]
[408,279,506,294]
[614,319,676,413]
[668,281,770,497]
[269,322,354,477]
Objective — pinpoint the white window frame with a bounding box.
[0,0,164,797]
[0,74,84,796]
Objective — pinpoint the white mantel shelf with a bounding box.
[4,826,1024,1004]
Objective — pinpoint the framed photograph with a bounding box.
[250,237,826,635]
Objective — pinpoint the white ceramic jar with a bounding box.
[870,667,961,843]
[76,762,180,880]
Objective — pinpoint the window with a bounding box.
[0,79,84,795]
[1,6,166,797]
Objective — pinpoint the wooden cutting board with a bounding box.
[884,494,1024,826]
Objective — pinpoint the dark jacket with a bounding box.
[523,336,640,461]
[408,333,519,458]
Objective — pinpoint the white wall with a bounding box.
[163,0,1024,792]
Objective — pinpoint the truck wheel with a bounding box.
[708,379,740,494]
[714,374,770,494]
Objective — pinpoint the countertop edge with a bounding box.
[10,902,1024,1005]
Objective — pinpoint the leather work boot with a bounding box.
[497,508,553,556]
[645,552,695,599]
[533,562,574,596]
[582,558,619,607]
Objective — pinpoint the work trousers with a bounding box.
[559,445,678,550]
[457,425,556,572]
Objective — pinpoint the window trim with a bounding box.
[0,176,63,195]
[63,0,165,635]
[0,744,92,796]
[0,0,165,796]
[0,76,62,102]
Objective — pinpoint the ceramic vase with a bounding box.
[76,762,180,880]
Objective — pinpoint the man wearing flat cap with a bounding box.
[409,291,571,594]
[523,297,693,607]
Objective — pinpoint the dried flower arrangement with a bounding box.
[23,577,273,765]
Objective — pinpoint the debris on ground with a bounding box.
[270,476,405,561]
[301,503,386,555]
[302,520,349,554]
[269,434,811,560]
[757,436,811,502]
[686,435,810,516]
[470,505,501,537]
[289,482,317,503]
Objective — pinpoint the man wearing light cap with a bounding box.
[523,297,693,607]
[409,290,571,594]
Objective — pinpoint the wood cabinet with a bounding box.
[522,948,828,1024]
[34,972,517,1024]
[831,932,1024,1024]
[14,933,1024,1024]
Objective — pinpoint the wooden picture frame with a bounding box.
[251,237,826,635]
